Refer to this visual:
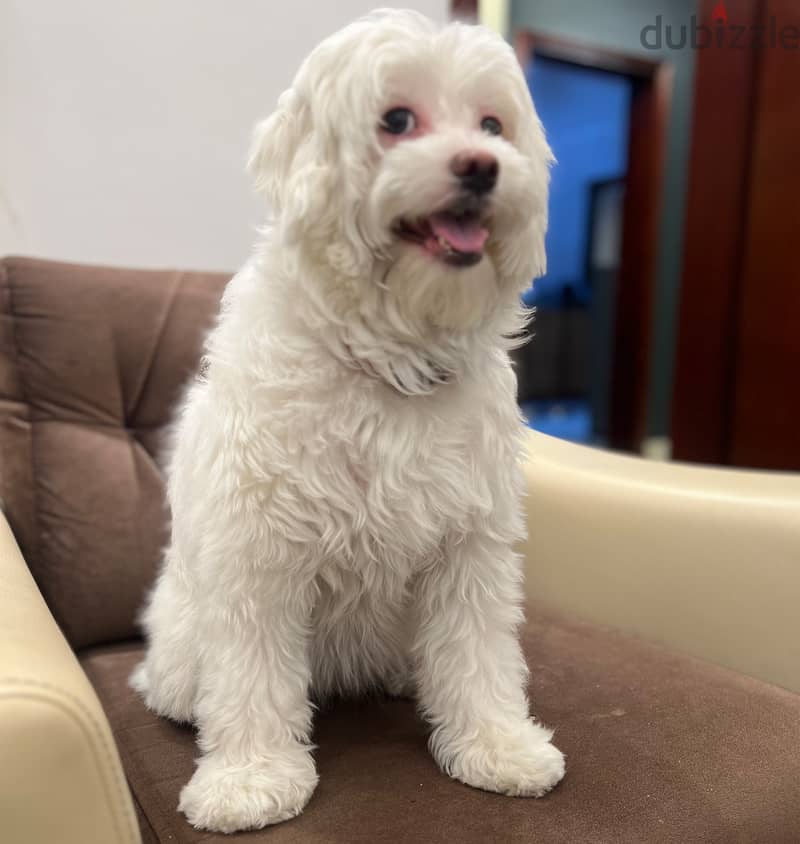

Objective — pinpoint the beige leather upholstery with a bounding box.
[0,512,140,844]
[522,430,800,693]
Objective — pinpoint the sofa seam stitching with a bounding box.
[0,678,141,844]
[126,269,186,425]
[3,261,42,572]
[129,784,159,844]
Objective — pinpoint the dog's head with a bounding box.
[249,10,553,330]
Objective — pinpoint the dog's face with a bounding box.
[250,11,552,330]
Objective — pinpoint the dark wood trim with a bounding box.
[729,0,800,470]
[611,62,673,451]
[670,0,762,464]
[516,30,671,451]
[451,0,478,20]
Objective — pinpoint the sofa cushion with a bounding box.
[0,257,228,649]
[81,610,800,844]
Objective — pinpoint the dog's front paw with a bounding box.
[179,747,318,833]
[435,719,565,798]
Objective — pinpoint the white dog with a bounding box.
[132,9,564,833]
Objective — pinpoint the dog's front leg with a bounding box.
[178,570,317,833]
[413,535,565,797]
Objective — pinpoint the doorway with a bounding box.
[513,31,672,452]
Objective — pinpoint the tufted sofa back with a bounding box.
[0,257,228,650]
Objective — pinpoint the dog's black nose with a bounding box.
[450,151,499,195]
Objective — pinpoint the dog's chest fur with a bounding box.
[215,358,523,593]
[188,267,525,594]
[299,384,510,571]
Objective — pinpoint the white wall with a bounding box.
[1,1,447,271]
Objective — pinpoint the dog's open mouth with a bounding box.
[394,204,489,267]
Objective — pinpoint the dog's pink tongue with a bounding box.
[429,214,488,253]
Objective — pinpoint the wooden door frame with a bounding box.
[515,30,673,452]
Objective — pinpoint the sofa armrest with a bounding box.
[0,512,140,844]
[520,429,800,693]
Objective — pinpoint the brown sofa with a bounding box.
[1,256,799,844]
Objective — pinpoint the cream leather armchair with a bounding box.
[520,431,800,693]
[0,513,140,844]
[2,427,799,844]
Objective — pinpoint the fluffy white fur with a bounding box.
[131,9,564,833]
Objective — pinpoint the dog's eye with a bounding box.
[480,116,503,136]
[381,108,417,135]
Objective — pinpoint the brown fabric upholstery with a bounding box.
[82,610,800,844]
[0,257,228,649]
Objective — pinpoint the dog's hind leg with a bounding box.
[130,549,199,724]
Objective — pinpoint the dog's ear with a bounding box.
[248,86,343,256]
[247,88,309,209]
[246,76,366,273]
[514,97,554,284]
